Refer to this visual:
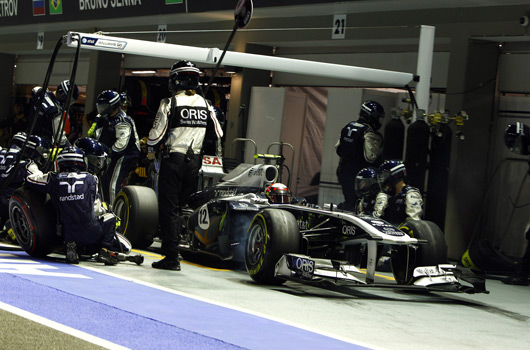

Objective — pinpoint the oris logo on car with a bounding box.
[342,225,356,236]
[291,256,314,279]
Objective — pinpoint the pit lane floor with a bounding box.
[1,241,530,350]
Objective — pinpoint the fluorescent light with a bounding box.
[131,70,156,74]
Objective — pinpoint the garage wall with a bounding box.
[14,55,90,86]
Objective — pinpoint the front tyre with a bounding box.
[392,220,448,284]
[245,209,300,285]
[400,220,448,266]
[113,186,157,249]
[9,187,60,257]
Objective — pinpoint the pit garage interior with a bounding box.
[1,1,530,349]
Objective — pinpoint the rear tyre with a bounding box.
[113,186,157,249]
[9,187,60,257]
[245,209,300,285]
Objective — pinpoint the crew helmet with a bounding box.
[169,60,201,93]
[355,167,379,198]
[10,132,27,150]
[377,160,407,195]
[265,183,292,204]
[504,122,530,156]
[96,90,121,118]
[56,146,87,173]
[25,135,50,168]
[74,137,109,175]
[56,80,79,103]
[359,100,385,131]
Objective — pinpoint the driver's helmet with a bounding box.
[56,80,79,103]
[265,183,292,204]
[10,132,27,150]
[355,167,379,198]
[26,135,50,168]
[74,137,109,175]
[359,100,385,131]
[377,160,406,195]
[504,122,530,156]
[96,90,121,119]
[169,60,201,93]
[56,146,87,173]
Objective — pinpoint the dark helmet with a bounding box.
[96,90,121,118]
[355,167,379,198]
[10,132,27,150]
[169,60,201,93]
[265,183,292,204]
[359,100,385,130]
[377,160,407,195]
[74,137,109,175]
[25,135,50,168]
[56,146,87,173]
[56,80,79,103]
[31,86,44,99]
[504,122,530,156]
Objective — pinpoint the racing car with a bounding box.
[113,155,488,294]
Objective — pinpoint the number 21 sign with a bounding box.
[332,14,346,40]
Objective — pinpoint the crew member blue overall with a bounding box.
[373,160,423,226]
[29,80,79,147]
[26,146,121,265]
[94,90,140,204]
[336,100,384,211]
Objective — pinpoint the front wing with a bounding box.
[275,254,489,294]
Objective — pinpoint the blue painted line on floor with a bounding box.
[0,250,374,350]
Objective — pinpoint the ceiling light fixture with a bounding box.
[131,70,156,74]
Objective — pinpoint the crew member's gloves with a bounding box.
[373,192,390,218]
[49,147,63,161]
[87,122,97,138]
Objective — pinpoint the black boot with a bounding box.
[152,256,181,271]
[66,241,79,264]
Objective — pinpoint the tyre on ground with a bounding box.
[245,208,300,285]
[9,187,60,257]
[112,185,158,249]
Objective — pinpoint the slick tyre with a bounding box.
[9,187,60,257]
[393,220,449,284]
[400,220,448,266]
[113,185,157,249]
[245,209,300,285]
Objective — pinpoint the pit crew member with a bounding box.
[354,167,379,215]
[0,133,45,242]
[373,160,423,225]
[93,90,141,204]
[336,100,384,211]
[29,80,79,148]
[26,146,123,265]
[147,60,223,271]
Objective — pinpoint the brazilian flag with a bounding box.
[50,0,62,15]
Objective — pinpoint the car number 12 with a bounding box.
[198,205,210,230]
